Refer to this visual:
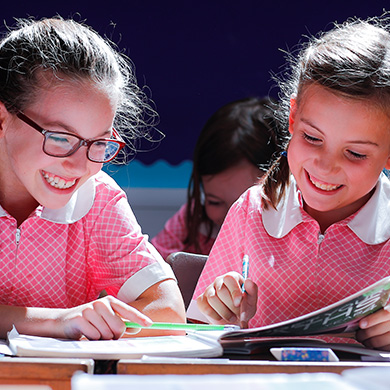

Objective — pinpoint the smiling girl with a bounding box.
[0,17,185,340]
[189,15,390,351]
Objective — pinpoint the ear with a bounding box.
[0,101,10,137]
[384,155,390,171]
[288,95,297,135]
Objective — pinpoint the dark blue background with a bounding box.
[1,1,385,164]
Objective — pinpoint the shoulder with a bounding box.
[82,171,134,226]
[218,185,263,235]
[94,170,125,195]
[91,170,128,205]
[233,184,264,214]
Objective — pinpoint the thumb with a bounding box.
[239,279,258,328]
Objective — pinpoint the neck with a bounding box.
[0,193,39,226]
[0,143,40,225]
[303,190,374,234]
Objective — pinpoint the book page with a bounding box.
[7,327,223,359]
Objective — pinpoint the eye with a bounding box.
[93,140,108,149]
[206,199,222,207]
[302,132,322,144]
[346,150,367,160]
[48,133,71,144]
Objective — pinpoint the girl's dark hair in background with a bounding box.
[263,15,390,209]
[185,96,283,252]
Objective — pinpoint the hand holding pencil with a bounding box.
[196,254,258,328]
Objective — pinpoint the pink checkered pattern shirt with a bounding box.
[0,171,174,308]
[152,203,216,260]
[189,174,390,327]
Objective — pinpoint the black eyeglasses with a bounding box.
[16,112,126,163]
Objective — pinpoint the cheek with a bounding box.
[205,205,228,226]
[75,162,102,187]
[90,163,103,176]
[287,137,306,167]
[204,204,214,219]
[204,205,218,223]
[286,142,297,168]
[9,143,44,175]
[8,131,44,167]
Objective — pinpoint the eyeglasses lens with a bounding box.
[44,133,120,163]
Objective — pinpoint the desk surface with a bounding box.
[117,357,390,375]
[0,357,94,390]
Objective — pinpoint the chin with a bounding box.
[39,194,74,210]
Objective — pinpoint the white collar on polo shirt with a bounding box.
[262,173,390,245]
[41,175,96,224]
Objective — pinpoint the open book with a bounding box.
[6,276,390,359]
[223,275,390,338]
[216,275,390,356]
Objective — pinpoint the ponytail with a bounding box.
[261,150,291,210]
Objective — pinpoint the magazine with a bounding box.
[220,275,390,340]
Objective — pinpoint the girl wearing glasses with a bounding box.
[0,17,185,339]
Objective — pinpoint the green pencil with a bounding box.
[124,321,237,331]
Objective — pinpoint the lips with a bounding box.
[308,173,342,191]
[41,170,77,190]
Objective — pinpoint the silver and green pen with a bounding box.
[124,321,238,331]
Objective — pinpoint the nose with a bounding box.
[314,148,341,174]
[61,145,91,175]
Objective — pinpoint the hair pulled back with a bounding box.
[263,16,390,209]
[0,16,157,162]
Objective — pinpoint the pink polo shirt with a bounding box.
[0,171,174,308]
[189,174,390,327]
[152,203,217,260]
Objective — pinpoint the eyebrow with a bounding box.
[204,193,222,201]
[43,119,112,138]
[301,118,380,147]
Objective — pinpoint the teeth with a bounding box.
[42,172,76,189]
[309,176,340,191]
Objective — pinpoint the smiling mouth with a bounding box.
[308,174,342,192]
[41,171,77,190]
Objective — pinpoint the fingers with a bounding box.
[63,296,152,340]
[356,309,390,350]
[197,272,257,326]
[359,307,390,329]
[197,285,238,325]
[197,280,239,324]
[210,287,240,322]
[110,299,152,327]
[222,274,245,307]
[240,279,258,328]
[357,323,390,350]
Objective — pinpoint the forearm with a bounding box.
[0,305,67,339]
[0,280,186,340]
[128,279,186,336]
